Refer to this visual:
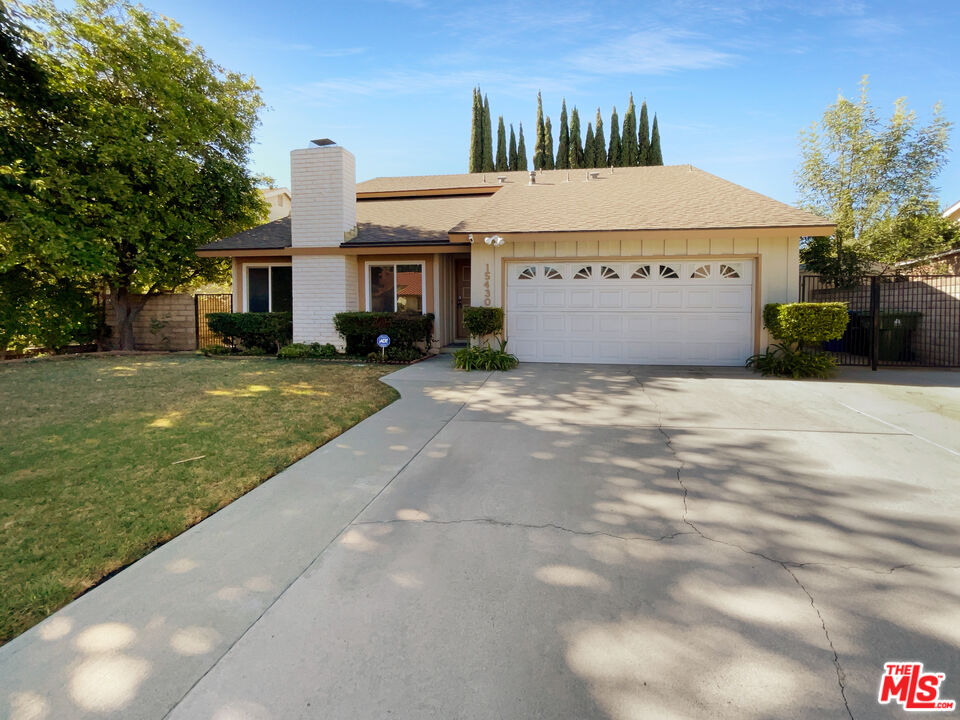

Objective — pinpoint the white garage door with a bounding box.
[506,259,754,365]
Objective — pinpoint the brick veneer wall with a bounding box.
[292,255,358,347]
[104,293,196,351]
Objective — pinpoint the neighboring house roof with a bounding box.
[346,195,490,246]
[450,166,834,234]
[199,217,291,251]
[395,271,423,296]
[895,246,960,268]
[943,199,960,222]
[357,172,527,195]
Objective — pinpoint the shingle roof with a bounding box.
[450,165,834,233]
[345,195,489,245]
[198,217,291,251]
[357,171,529,194]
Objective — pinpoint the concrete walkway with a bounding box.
[3,359,959,719]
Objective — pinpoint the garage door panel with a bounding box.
[506,259,754,366]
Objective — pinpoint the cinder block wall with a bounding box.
[104,293,196,351]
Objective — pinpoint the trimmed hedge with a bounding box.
[763,302,849,347]
[277,342,339,359]
[462,306,504,339]
[206,312,292,353]
[333,311,434,355]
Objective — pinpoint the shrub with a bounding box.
[206,312,292,353]
[333,311,434,355]
[200,344,237,356]
[746,343,837,379]
[763,302,849,347]
[366,346,424,363]
[462,307,505,341]
[453,342,518,371]
[278,342,339,359]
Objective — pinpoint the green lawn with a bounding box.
[0,355,398,644]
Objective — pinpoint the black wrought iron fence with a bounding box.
[195,293,233,348]
[800,274,960,369]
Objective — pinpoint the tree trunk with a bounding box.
[111,286,143,350]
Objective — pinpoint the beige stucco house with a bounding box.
[259,187,292,222]
[198,139,834,365]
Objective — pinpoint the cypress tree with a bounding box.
[516,122,528,170]
[469,87,482,172]
[593,107,607,168]
[508,123,518,171]
[569,107,584,168]
[533,91,547,170]
[495,116,508,171]
[638,100,650,166]
[620,93,638,166]
[555,99,570,169]
[584,123,595,168]
[649,114,663,165]
[481,94,494,172]
[608,106,621,167]
[544,116,555,169]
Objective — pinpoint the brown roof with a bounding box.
[347,195,489,245]
[450,165,834,234]
[197,217,291,251]
[357,171,532,194]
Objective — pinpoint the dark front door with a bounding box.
[455,259,471,340]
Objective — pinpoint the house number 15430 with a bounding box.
[483,263,491,306]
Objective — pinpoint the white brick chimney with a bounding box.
[290,140,357,247]
[290,140,359,347]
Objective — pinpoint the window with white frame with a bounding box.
[245,265,292,312]
[367,262,425,313]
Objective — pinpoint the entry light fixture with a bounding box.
[468,234,474,244]
[483,235,505,247]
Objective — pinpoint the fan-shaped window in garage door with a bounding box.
[544,266,563,279]
[630,264,651,279]
[690,264,711,279]
[573,265,593,279]
[659,264,679,279]
[518,266,536,279]
[720,263,742,279]
[600,265,620,279]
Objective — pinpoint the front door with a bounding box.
[455,259,471,340]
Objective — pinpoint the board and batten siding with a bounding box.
[469,232,801,352]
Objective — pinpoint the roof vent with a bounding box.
[497,175,507,184]
[589,171,600,180]
[528,170,536,185]
[310,138,335,147]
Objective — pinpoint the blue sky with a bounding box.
[146,0,960,208]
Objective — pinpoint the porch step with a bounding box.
[439,343,468,354]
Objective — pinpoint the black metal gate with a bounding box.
[195,293,233,348]
[800,274,960,369]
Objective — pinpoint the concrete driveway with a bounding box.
[3,359,959,719]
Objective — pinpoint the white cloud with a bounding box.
[574,29,735,75]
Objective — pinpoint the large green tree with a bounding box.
[495,115,508,171]
[583,123,595,168]
[608,106,621,167]
[649,114,663,165]
[508,123,518,170]
[593,108,607,167]
[620,94,638,166]
[555,99,570,170]
[638,100,650,166]
[569,107,584,169]
[796,77,952,276]
[469,87,483,172]
[516,122,528,170]
[2,0,266,350]
[543,116,555,169]
[481,94,494,172]
[533,91,547,170]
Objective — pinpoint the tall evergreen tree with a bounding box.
[516,122,528,170]
[533,91,547,170]
[481,94,494,172]
[637,100,650,166]
[469,87,482,172]
[569,107,584,168]
[543,116,555,169]
[593,107,607,167]
[583,123,595,168]
[495,116,508,171]
[620,93,638,166]
[608,106,621,167]
[649,114,663,165]
[508,123,518,170]
[555,99,570,169]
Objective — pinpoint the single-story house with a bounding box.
[198,139,835,365]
